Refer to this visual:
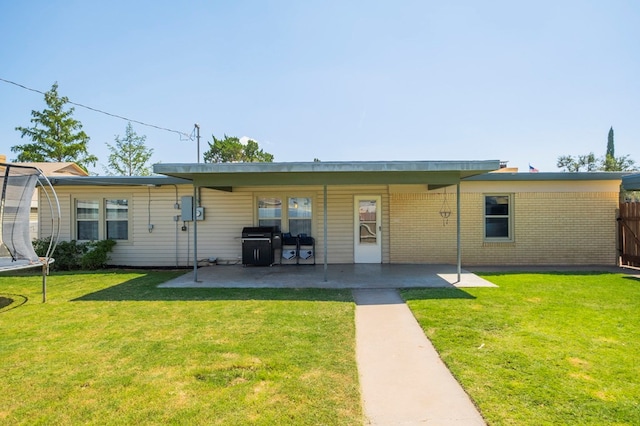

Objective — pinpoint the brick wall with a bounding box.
[390,189,620,265]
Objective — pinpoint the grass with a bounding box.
[0,270,362,425]
[402,272,640,425]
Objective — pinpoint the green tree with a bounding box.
[558,127,637,172]
[556,153,598,172]
[602,127,635,171]
[606,126,615,158]
[12,82,97,171]
[203,135,274,163]
[105,122,154,176]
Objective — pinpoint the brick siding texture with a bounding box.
[390,191,619,265]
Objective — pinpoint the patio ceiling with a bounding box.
[153,160,501,189]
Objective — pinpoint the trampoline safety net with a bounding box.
[0,163,46,268]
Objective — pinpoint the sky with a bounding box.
[1,0,639,174]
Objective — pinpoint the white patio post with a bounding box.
[193,184,199,282]
[457,182,461,283]
[324,184,328,282]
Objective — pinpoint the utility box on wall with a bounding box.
[181,196,204,221]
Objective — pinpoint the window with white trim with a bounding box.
[75,197,130,241]
[484,194,512,241]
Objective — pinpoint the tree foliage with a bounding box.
[203,135,274,163]
[556,153,598,172]
[12,82,97,171]
[602,126,635,171]
[105,122,154,176]
[557,127,636,172]
[606,126,615,158]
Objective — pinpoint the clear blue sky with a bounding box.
[1,1,639,174]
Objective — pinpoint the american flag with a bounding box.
[529,164,539,173]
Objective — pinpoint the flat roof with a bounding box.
[153,160,501,187]
[46,176,192,186]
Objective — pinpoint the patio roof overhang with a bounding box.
[153,160,501,190]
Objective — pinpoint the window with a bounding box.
[106,199,129,240]
[257,195,312,235]
[288,197,312,236]
[258,197,282,229]
[484,194,512,241]
[75,197,129,241]
[76,200,99,240]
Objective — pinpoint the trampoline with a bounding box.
[0,163,60,302]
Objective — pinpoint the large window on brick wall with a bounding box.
[484,194,513,241]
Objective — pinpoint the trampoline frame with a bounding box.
[0,163,60,302]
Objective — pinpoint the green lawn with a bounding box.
[402,272,640,426]
[0,270,362,425]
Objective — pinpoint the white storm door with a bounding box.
[354,196,382,263]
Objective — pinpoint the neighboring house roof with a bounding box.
[622,173,640,191]
[15,162,88,176]
[153,160,502,189]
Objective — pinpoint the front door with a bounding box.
[354,196,382,263]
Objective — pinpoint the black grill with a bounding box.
[241,227,281,266]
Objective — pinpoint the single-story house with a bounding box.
[38,160,629,269]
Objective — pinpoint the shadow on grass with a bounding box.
[0,294,28,313]
[72,274,354,303]
[400,287,477,301]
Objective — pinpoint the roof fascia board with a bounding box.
[191,171,465,187]
[465,172,629,181]
[46,176,192,186]
[154,160,500,175]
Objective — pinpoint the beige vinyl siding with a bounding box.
[316,185,389,264]
[40,185,194,267]
[128,186,193,267]
[194,188,253,264]
[237,185,389,264]
[40,184,392,266]
[39,191,71,245]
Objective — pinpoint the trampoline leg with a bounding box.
[42,264,47,303]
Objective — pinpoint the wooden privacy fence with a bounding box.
[618,202,640,267]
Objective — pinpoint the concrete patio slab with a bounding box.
[159,264,498,289]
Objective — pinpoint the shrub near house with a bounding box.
[33,238,116,270]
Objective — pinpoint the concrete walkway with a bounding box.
[354,289,486,425]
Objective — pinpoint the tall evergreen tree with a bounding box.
[606,126,615,158]
[104,123,154,176]
[12,82,97,171]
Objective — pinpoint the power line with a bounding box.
[0,77,193,140]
